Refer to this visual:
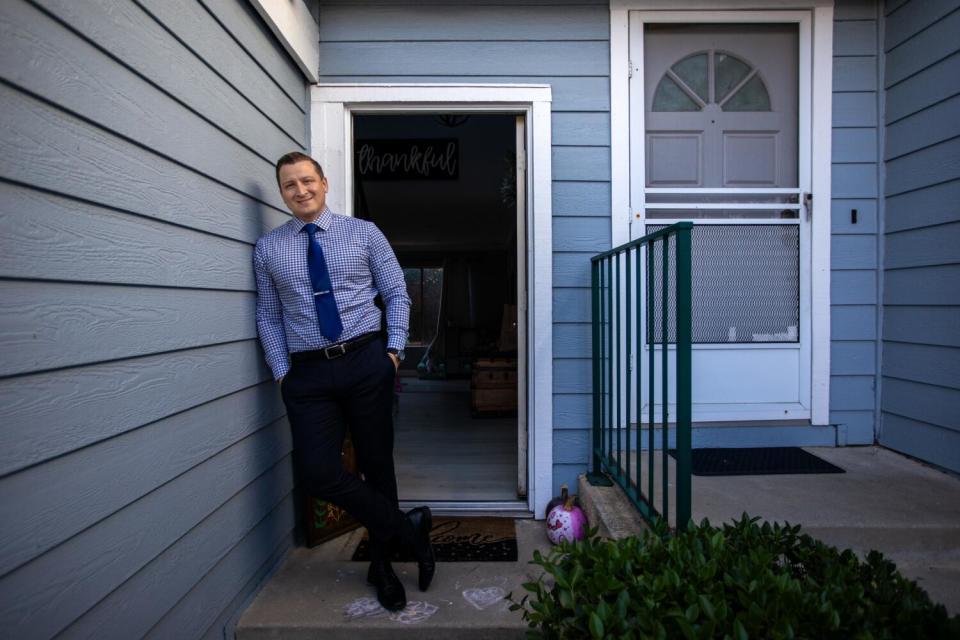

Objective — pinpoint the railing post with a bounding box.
[646,240,655,505]
[661,233,669,524]
[587,258,611,487]
[587,223,692,518]
[675,223,693,530]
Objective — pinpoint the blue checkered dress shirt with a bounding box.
[253,207,410,380]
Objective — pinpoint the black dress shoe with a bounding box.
[366,561,406,611]
[406,506,436,591]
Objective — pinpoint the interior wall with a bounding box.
[354,114,517,252]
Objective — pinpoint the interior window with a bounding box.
[403,267,443,347]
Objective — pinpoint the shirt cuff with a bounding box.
[271,360,290,381]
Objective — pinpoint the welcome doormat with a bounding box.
[352,517,518,562]
[669,447,846,476]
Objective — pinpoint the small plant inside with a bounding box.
[511,514,959,639]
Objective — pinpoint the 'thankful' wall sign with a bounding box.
[356,139,459,180]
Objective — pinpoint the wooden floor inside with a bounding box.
[393,377,519,502]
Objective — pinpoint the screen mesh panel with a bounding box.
[647,224,799,344]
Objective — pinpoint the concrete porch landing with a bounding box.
[236,519,551,639]
[585,446,960,615]
[695,446,960,615]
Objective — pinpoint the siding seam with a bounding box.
[195,0,306,112]
[885,90,960,126]
[883,219,960,236]
[883,5,960,54]
[21,1,302,159]
[0,380,278,484]
[884,132,960,162]
[140,476,295,638]
[0,175,270,246]
[0,79,285,212]
[879,408,960,429]
[0,419,290,581]
[130,0,306,144]
[0,337,261,383]
[0,274,257,295]
[884,50,960,91]
[882,374,960,391]
[886,176,960,198]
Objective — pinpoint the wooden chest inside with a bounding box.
[471,358,518,415]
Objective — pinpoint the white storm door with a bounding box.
[630,19,812,423]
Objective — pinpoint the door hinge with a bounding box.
[628,59,633,79]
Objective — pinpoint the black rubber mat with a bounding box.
[352,517,518,562]
[669,447,845,476]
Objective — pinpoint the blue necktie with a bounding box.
[302,223,343,341]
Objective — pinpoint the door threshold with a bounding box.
[398,500,533,518]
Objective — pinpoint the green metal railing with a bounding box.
[587,222,692,531]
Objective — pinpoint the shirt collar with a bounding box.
[290,207,334,233]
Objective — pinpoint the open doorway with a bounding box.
[353,113,526,506]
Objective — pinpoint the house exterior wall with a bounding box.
[831,0,883,445]
[314,0,611,496]
[314,0,897,494]
[878,0,960,472]
[0,1,306,637]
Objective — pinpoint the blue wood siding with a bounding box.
[0,0,305,637]
[316,0,610,492]
[879,0,960,473]
[831,0,882,445]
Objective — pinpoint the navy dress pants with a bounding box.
[281,336,405,561]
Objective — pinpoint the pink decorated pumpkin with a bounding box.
[546,496,588,544]
[544,484,570,519]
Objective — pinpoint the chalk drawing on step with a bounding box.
[343,597,387,620]
[462,587,506,610]
[390,601,439,624]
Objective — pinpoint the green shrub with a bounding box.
[510,515,959,639]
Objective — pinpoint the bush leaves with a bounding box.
[509,514,959,639]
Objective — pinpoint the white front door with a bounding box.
[630,19,812,422]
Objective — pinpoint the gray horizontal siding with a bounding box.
[317,75,612,112]
[1,423,292,640]
[0,0,305,638]
[880,0,960,472]
[316,1,610,492]
[319,0,607,5]
[0,281,256,377]
[0,182,255,291]
[318,4,609,40]
[830,0,881,444]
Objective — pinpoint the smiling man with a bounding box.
[253,152,434,611]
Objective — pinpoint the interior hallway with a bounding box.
[394,378,518,503]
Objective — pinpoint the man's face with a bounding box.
[278,160,329,221]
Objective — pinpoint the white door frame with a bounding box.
[610,2,833,425]
[309,84,554,518]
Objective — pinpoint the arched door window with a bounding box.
[652,51,772,112]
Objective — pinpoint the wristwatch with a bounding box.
[387,348,405,362]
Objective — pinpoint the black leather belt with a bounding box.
[290,331,380,363]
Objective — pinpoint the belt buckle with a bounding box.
[323,343,347,359]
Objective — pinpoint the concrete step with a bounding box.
[578,474,649,539]
[236,521,553,639]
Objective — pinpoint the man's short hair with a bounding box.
[275,152,324,186]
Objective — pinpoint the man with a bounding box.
[253,151,434,611]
